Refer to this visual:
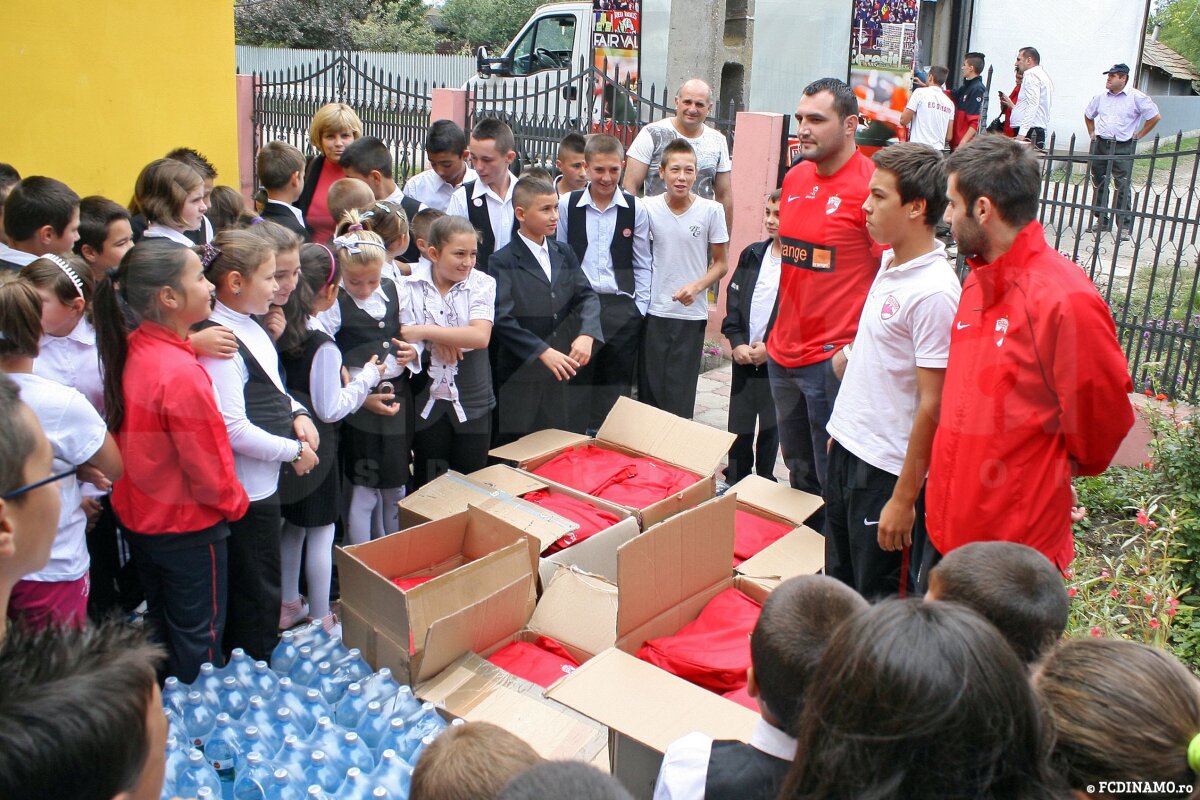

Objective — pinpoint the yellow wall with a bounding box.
[0,2,239,201]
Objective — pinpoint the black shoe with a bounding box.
[1085,220,1108,234]
[1117,230,1132,242]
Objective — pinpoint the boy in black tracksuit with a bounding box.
[722,190,782,484]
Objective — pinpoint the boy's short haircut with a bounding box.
[872,142,948,226]
[326,178,376,227]
[74,196,131,257]
[498,761,634,800]
[558,132,587,156]
[928,65,949,86]
[964,52,986,74]
[751,575,868,735]
[0,620,165,800]
[0,163,20,194]
[520,165,554,183]
[929,541,1068,665]
[340,136,394,179]
[767,188,782,203]
[411,207,445,243]
[659,138,698,170]
[249,217,302,253]
[512,177,557,211]
[3,176,81,242]
[426,120,468,155]
[257,141,306,191]
[584,133,625,161]
[0,373,38,498]
[409,721,541,800]
[472,117,517,156]
[945,134,1040,227]
[165,147,217,181]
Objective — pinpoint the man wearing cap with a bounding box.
[1084,63,1161,240]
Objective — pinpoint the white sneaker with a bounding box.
[279,597,310,630]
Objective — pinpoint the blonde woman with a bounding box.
[296,102,364,243]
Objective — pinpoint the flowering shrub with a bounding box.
[702,340,724,358]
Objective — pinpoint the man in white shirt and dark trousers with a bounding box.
[1009,47,1053,150]
[721,190,782,484]
[1084,62,1161,240]
[557,134,652,434]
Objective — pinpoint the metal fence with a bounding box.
[237,45,476,88]
[250,51,441,188]
[1032,132,1200,402]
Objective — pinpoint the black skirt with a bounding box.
[341,376,413,488]
[278,417,340,527]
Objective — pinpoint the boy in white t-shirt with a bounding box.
[639,139,729,419]
[901,65,955,151]
[824,143,961,599]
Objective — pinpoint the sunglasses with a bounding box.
[1,467,77,500]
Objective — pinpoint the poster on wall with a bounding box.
[848,0,920,147]
[592,0,640,125]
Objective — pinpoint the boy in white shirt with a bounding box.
[901,65,955,150]
[639,139,729,419]
[824,143,962,599]
[446,118,519,274]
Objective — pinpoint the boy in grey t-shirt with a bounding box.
[638,140,729,419]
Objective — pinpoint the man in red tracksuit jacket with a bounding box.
[926,135,1134,576]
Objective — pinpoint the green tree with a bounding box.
[1154,0,1200,70]
[438,0,542,49]
[235,0,436,51]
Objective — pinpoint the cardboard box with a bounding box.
[489,397,736,530]
[398,467,642,587]
[335,507,540,683]
[727,474,826,590]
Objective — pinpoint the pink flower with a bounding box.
[1170,597,1180,607]
[1168,608,1178,617]
[1110,589,1119,598]
[1150,619,1160,629]
[1067,587,1078,598]
[1090,626,1103,637]
[1100,569,1111,579]
[1136,510,1151,527]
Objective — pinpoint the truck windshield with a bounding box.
[509,15,576,76]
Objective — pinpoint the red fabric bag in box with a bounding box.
[487,635,581,688]
[533,445,696,509]
[391,575,436,592]
[521,489,622,554]
[636,587,762,693]
[733,509,793,565]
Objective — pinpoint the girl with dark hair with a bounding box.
[276,243,385,633]
[780,599,1066,800]
[94,239,248,681]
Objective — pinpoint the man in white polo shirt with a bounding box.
[901,65,955,150]
[824,143,961,599]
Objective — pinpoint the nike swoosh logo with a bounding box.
[864,518,880,526]
[788,195,802,202]
[956,322,970,330]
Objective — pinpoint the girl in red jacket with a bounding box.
[95,239,249,682]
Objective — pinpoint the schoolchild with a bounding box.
[133,159,210,247]
[165,147,218,244]
[248,219,303,343]
[355,199,413,278]
[73,196,135,281]
[0,163,20,248]
[326,178,376,232]
[639,139,729,419]
[556,133,651,433]
[276,243,386,632]
[340,136,425,263]
[446,118,519,274]
[94,239,249,680]
[257,140,309,240]
[409,207,444,273]
[197,230,320,661]
[554,132,588,196]
[400,215,496,485]
[404,119,478,213]
[0,176,80,270]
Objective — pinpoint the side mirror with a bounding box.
[476,46,512,77]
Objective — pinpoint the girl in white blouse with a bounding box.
[133,159,211,246]
[22,255,103,414]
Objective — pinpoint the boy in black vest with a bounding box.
[556,133,651,434]
[654,575,867,800]
[446,118,519,275]
[339,136,425,262]
[555,131,588,196]
[256,140,308,240]
[721,189,782,483]
[491,177,602,444]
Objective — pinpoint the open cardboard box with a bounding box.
[489,397,736,530]
[727,474,826,590]
[335,506,540,684]
[398,466,642,587]
[545,493,773,798]
[412,560,620,761]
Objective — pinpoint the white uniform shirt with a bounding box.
[644,195,729,321]
[517,232,553,282]
[653,719,797,800]
[446,177,516,254]
[267,198,305,227]
[826,243,961,476]
[142,224,195,246]
[747,248,781,345]
[315,276,420,380]
[905,86,955,149]
[556,187,653,314]
[403,167,479,212]
[33,317,104,414]
[0,243,37,267]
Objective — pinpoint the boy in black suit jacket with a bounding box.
[256,141,309,240]
[722,190,782,484]
[491,178,603,444]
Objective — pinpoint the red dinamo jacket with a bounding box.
[926,221,1134,570]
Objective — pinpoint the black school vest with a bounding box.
[565,189,636,296]
[462,180,518,275]
[194,320,294,438]
[704,740,792,800]
[334,279,402,370]
[279,330,334,435]
[398,194,423,263]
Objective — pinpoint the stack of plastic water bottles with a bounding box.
[160,621,457,800]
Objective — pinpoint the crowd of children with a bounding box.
[0,94,1191,800]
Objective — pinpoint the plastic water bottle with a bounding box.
[292,620,329,650]
[251,660,280,700]
[275,678,317,733]
[236,725,277,775]
[372,748,413,799]
[303,750,343,794]
[289,646,318,687]
[303,786,329,800]
[313,661,347,705]
[356,701,390,751]
[274,734,313,783]
[220,676,250,719]
[309,633,347,667]
[360,668,402,707]
[341,730,376,773]
[272,707,307,746]
[408,735,436,768]
[197,787,217,800]
[338,767,378,800]
[241,697,280,752]
[303,687,334,723]
[206,713,242,798]
[183,690,217,750]
[177,748,222,797]
[195,662,225,705]
[379,685,421,722]
[270,631,300,674]
[263,767,305,800]
[395,704,448,762]
[373,717,407,760]
[233,751,276,800]
[164,675,188,715]
[335,682,368,729]
[307,717,346,767]
[335,648,372,685]
[222,648,258,689]
[163,733,191,797]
